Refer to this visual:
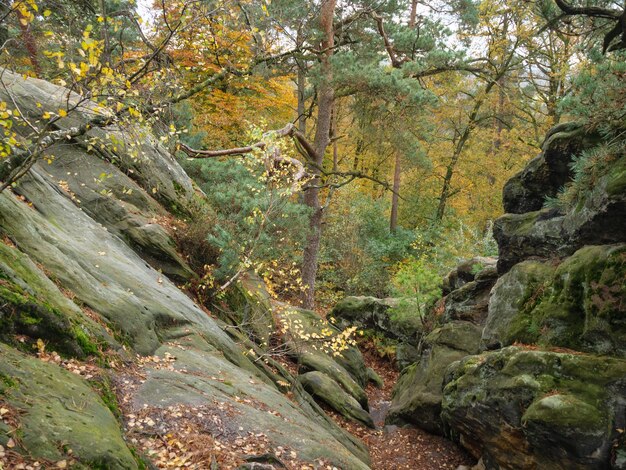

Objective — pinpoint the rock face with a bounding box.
[483,244,626,356]
[331,296,421,344]
[0,71,370,469]
[387,321,482,433]
[502,122,600,214]
[331,295,423,370]
[0,344,138,469]
[384,121,626,470]
[386,260,497,434]
[439,124,626,470]
[442,347,626,470]
[441,259,497,325]
[495,134,626,274]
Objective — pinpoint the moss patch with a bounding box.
[0,279,102,359]
[504,245,626,356]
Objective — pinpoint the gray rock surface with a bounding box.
[0,71,371,469]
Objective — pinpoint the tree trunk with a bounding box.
[296,28,307,134]
[301,0,336,310]
[409,0,418,27]
[17,10,41,76]
[390,152,401,232]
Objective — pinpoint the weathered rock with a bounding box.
[442,346,626,470]
[132,346,370,469]
[441,263,498,325]
[219,274,276,346]
[0,69,197,215]
[0,71,372,469]
[486,244,626,357]
[331,296,421,343]
[0,343,138,468]
[37,148,195,283]
[481,260,555,351]
[495,153,626,274]
[493,209,567,274]
[442,257,497,296]
[387,321,482,434]
[503,123,600,214]
[0,242,115,356]
[331,295,423,370]
[298,371,374,428]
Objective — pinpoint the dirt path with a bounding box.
[327,345,474,470]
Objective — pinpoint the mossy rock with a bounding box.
[218,274,276,346]
[386,321,482,434]
[297,371,374,428]
[441,257,497,296]
[0,343,137,468]
[493,209,566,274]
[0,243,112,357]
[500,244,626,356]
[330,296,422,344]
[481,259,556,350]
[273,304,370,409]
[441,346,626,469]
[502,122,598,215]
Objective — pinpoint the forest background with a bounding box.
[1,0,621,313]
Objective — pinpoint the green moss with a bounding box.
[502,245,626,356]
[73,326,100,356]
[129,446,150,470]
[92,376,122,423]
[523,393,605,430]
[606,155,626,196]
[0,371,17,391]
[0,279,102,359]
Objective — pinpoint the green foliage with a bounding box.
[180,137,310,289]
[559,50,626,135]
[318,189,415,302]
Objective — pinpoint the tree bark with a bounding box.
[409,0,418,27]
[301,0,336,310]
[389,152,401,232]
[17,9,41,76]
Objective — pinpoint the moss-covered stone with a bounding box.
[0,343,137,468]
[491,245,626,357]
[330,296,422,344]
[218,274,276,346]
[0,243,112,358]
[298,371,374,428]
[481,260,556,350]
[386,321,482,434]
[442,346,626,469]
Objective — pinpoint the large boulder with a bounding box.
[442,257,497,296]
[0,71,372,469]
[481,260,556,351]
[274,304,374,408]
[0,344,138,469]
[442,346,626,470]
[495,152,626,274]
[331,296,423,370]
[484,244,626,357]
[386,321,482,434]
[298,371,375,428]
[331,296,421,343]
[503,123,600,214]
[441,261,498,325]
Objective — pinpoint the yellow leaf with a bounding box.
[43,9,52,17]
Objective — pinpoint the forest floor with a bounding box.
[324,344,474,470]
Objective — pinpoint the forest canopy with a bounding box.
[1,0,624,309]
